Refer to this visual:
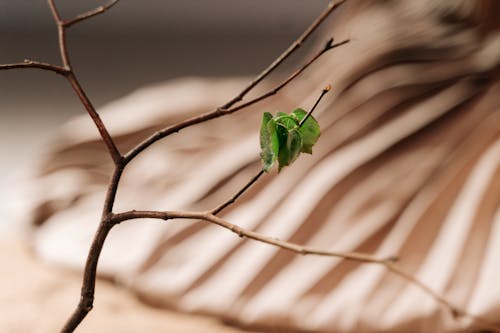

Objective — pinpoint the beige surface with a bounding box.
[0,239,263,333]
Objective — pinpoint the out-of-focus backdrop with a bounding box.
[0,0,326,233]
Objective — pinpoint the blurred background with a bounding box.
[0,0,327,233]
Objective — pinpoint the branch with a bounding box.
[110,209,500,331]
[228,39,347,114]
[221,0,346,109]
[46,0,123,165]
[0,60,68,75]
[111,210,393,264]
[211,85,333,215]
[63,0,121,28]
[211,170,265,215]
[61,166,124,333]
[124,39,349,164]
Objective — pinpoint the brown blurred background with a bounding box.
[0,0,327,232]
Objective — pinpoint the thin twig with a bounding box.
[228,39,348,114]
[299,83,331,126]
[65,72,123,165]
[63,0,121,28]
[0,60,68,75]
[221,0,346,108]
[110,209,500,331]
[61,166,124,333]
[123,39,349,164]
[211,170,265,215]
[111,210,393,264]
[212,85,333,215]
[47,0,123,165]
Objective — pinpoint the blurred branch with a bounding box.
[221,0,346,108]
[212,85,332,215]
[63,0,121,28]
[0,60,68,75]
[124,38,349,163]
[111,210,393,263]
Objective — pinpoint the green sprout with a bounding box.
[259,85,330,172]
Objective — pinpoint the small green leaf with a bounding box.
[292,108,321,154]
[259,107,321,172]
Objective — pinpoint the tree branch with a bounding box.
[63,0,121,28]
[211,84,332,215]
[211,170,265,215]
[66,72,123,165]
[110,209,500,331]
[123,39,348,164]
[0,60,68,75]
[111,209,393,264]
[221,0,346,108]
[61,165,124,333]
[46,0,123,165]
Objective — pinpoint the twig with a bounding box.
[110,210,393,264]
[0,60,68,75]
[299,83,331,126]
[123,39,349,164]
[63,0,121,28]
[227,39,348,114]
[61,166,124,333]
[221,0,346,109]
[110,209,500,331]
[212,85,333,215]
[211,170,265,215]
[47,0,123,165]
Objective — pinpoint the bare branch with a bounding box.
[0,60,68,76]
[63,0,121,28]
[221,0,346,109]
[46,0,124,165]
[211,170,265,215]
[109,209,500,331]
[61,166,124,332]
[66,73,123,165]
[124,39,349,164]
[111,210,393,264]
[227,39,348,114]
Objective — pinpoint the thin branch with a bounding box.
[111,210,393,264]
[212,85,333,215]
[47,0,123,165]
[228,39,348,114]
[66,73,123,165]
[211,170,265,215]
[123,39,349,164]
[48,0,71,68]
[110,209,500,331]
[221,0,346,109]
[61,166,124,333]
[0,60,68,75]
[299,84,331,126]
[63,0,121,28]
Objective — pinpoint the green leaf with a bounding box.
[292,108,321,154]
[260,112,276,172]
[259,108,321,172]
